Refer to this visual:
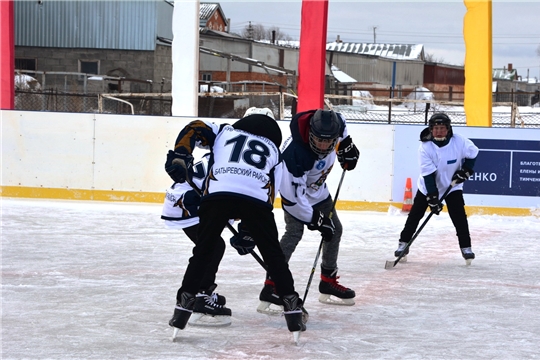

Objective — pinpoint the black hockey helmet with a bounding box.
[428,113,453,141]
[233,114,282,148]
[428,113,451,129]
[309,110,341,157]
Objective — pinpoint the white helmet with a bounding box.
[243,107,275,119]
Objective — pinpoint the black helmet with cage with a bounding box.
[428,112,453,141]
[309,109,341,157]
[428,113,451,129]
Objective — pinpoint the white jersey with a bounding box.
[279,112,349,224]
[161,155,209,229]
[417,133,479,195]
[205,124,282,207]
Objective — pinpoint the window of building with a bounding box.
[202,73,212,81]
[79,60,99,75]
[15,58,37,75]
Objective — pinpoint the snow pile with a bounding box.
[199,85,225,93]
[352,90,374,109]
[14,74,41,90]
[403,86,433,110]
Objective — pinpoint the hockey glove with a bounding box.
[165,150,194,184]
[452,167,473,184]
[426,192,443,215]
[229,222,256,256]
[307,210,335,242]
[336,136,359,171]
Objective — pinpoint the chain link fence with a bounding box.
[14,89,540,128]
[327,106,540,128]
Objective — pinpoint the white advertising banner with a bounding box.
[393,125,540,208]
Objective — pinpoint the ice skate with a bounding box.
[461,247,475,265]
[203,284,226,305]
[169,292,195,341]
[256,279,284,315]
[394,241,409,262]
[189,290,232,327]
[318,268,355,306]
[282,293,306,345]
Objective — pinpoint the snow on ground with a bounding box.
[2,198,539,359]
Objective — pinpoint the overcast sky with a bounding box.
[219,0,540,80]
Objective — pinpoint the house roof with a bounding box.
[199,3,227,28]
[326,42,424,61]
[199,28,243,40]
[255,40,301,48]
[493,68,518,81]
[331,65,357,84]
[255,40,424,62]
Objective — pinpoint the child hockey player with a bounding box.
[394,113,479,265]
[161,153,231,327]
[258,109,360,314]
[165,112,306,342]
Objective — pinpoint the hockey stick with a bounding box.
[384,180,457,269]
[302,168,347,304]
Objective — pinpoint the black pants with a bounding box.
[399,189,472,249]
[177,197,297,302]
[182,224,225,292]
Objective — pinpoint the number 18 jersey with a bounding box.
[204,124,283,209]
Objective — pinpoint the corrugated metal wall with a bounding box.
[198,37,424,86]
[199,37,300,76]
[424,65,465,93]
[329,52,424,86]
[15,0,158,51]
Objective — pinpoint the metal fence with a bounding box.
[13,89,540,128]
[15,70,154,94]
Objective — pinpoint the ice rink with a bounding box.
[2,198,539,359]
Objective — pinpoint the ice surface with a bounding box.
[2,198,539,359]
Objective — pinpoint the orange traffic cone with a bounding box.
[402,177,413,212]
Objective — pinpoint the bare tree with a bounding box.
[424,52,446,64]
[536,44,540,57]
[241,22,266,40]
[242,22,292,41]
[266,26,293,41]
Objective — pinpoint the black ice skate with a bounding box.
[461,247,475,265]
[394,241,409,261]
[169,292,195,341]
[318,268,355,306]
[189,289,232,327]
[282,293,306,345]
[256,279,284,315]
[203,284,226,305]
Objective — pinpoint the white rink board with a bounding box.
[1,110,538,210]
[92,114,179,192]
[1,111,96,189]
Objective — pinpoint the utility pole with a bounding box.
[372,26,377,43]
[247,21,253,40]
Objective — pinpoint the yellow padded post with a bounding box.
[463,0,493,127]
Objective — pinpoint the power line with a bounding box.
[230,22,540,49]
[231,24,539,45]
